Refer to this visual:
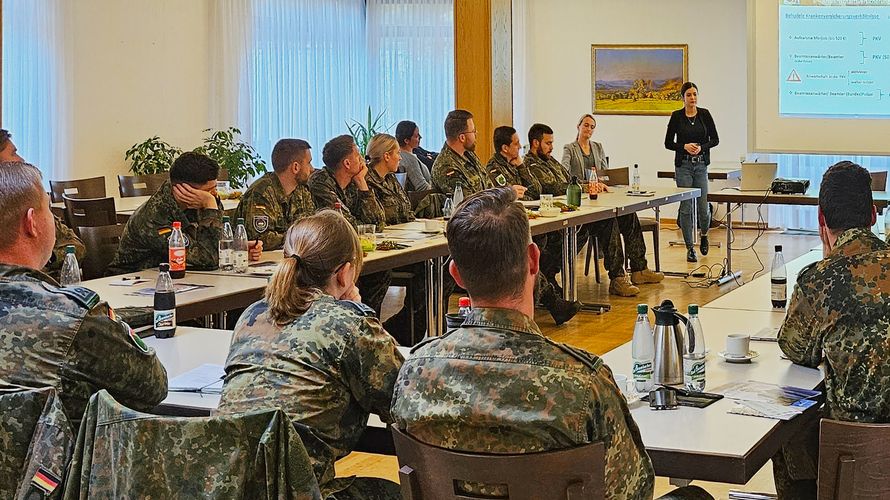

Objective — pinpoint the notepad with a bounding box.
[168,363,225,394]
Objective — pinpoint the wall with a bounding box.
[517,0,748,216]
[63,0,211,194]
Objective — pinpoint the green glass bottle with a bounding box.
[566,175,582,208]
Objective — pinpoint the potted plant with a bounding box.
[346,107,390,156]
[125,136,182,175]
[196,127,267,189]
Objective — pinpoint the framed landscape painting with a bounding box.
[591,44,688,116]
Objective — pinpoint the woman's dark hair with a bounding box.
[680,81,698,97]
[395,121,418,147]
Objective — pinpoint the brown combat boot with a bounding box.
[631,268,665,285]
[608,277,640,297]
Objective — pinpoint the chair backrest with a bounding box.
[63,196,117,233]
[870,171,887,191]
[818,418,890,499]
[391,427,605,500]
[78,224,124,279]
[118,173,167,197]
[218,167,229,181]
[48,176,106,203]
[602,167,629,187]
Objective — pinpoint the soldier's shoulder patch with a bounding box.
[253,215,269,233]
[495,174,507,187]
[126,322,150,353]
[338,300,376,317]
[551,340,603,372]
[49,284,100,310]
[409,331,448,354]
[30,467,61,495]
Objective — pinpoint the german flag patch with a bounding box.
[31,467,60,494]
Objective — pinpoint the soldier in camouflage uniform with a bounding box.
[391,188,709,500]
[430,109,495,196]
[485,125,539,201]
[234,138,316,250]
[525,123,663,297]
[775,161,890,499]
[109,152,262,275]
[0,162,169,428]
[309,135,390,316]
[219,211,403,500]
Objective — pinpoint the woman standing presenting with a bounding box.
[664,81,719,262]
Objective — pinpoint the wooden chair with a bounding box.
[118,173,167,197]
[391,427,605,500]
[63,195,117,234]
[49,176,106,203]
[870,171,887,191]
[818,419,890,499]
[78,224,124,279]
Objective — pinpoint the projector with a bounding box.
[770,178,810,195]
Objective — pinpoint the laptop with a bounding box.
[740,162,778,191]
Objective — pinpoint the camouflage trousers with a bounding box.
[326,476,401,500]
[383,262,457,346]
[357,271,393,317]
[772,415,819,500]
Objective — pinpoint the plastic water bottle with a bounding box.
[453,183,464,208]
[234,218,249,273]
[442,197,454,218]
[219,216,234,271]
[771,245,787,308]
[587,168,599,200]
[59,245,82,286]
[566,175,582,207]
[631,304,655,393]
[458,297,472,317]
[153,263,176,338]
[168,221,186,279]
[632,164,641,193]
[683,304,707,391]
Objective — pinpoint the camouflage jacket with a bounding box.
[0,264,168,427]
[307,166,386,228]
[366,166,415,226]
[390,307,654,500]
[779,227,890,422]
[0,388,73,500]
[107,180,222,275]
[233,173,316,250]
[524,152,571,196]
[43,216,85,279]
[485,152,541,201]
[218,295,404,494]
[62,391,321,500]
[430,144,493,197]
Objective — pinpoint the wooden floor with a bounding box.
[342,222,821,497]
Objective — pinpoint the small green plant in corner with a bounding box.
[125,136,182,175]
[196,127,267,189]
[346,107,390,156]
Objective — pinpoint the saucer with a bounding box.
[537,208,561,218]
[718,350,759,363]
[420,229,443,235]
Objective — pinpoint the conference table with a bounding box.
[51,195,240,218]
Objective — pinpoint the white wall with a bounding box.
[517,0,748,216]
[63,0,211,194]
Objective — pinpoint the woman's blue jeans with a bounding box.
[675,160,710,247]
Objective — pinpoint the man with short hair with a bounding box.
[108,151,262,275]
[485,125,539,201]
[0,161,168,425]
[525,123,663,297]
[234,138,316,250]
[0,129,85,278]
[431,109,495,196]
[774,160,890,498]
[391,187,710,500]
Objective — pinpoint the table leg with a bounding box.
[564,226,610,314]
[717,201,743,286]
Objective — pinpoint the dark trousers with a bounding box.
[357,271,392,317]
[541,215,649,281]
[383,263,456,346]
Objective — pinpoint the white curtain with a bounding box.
[511,0,531,147]
[765,153,890,229]
[2,0,70,182]
[366,0,454,149]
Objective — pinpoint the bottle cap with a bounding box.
[637,304,648,314]
[458,297,471,307]
[775,245,782,252]
[172,221,181,229]
[65,245,75,254]
[159,263,170,272]
[571,175,578,182]
[237,218,245,225]
[688,304,699,315]
[333,201,342,209]
[223,215,230,223]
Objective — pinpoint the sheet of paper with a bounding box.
[712,380,820,406]
[168,363,225,394]
[108,278,150,287]
[130,283,208,297]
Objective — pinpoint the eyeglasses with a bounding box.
[462,130,477,136]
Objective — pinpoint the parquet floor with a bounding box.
[340,222,822,497]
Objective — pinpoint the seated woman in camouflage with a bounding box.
[217,210,404,500]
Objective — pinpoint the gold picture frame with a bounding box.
[591,44,688,116]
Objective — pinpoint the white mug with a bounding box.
[726,334,751,357]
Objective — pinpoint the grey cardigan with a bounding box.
[561,140,607,181]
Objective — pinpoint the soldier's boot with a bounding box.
[539,284,581,326]
[631,268,664,285]
[609,276,640,297]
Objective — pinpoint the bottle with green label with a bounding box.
[566,175,582,208]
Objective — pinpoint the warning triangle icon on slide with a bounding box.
[787,69,801,82]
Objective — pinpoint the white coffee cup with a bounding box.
[613,374,628,395]
[726,333,751,357]
[424,219,442,232]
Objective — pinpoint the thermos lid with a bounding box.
[687,304,699,315]
[637,304,648,314]
[159,263,170,272]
